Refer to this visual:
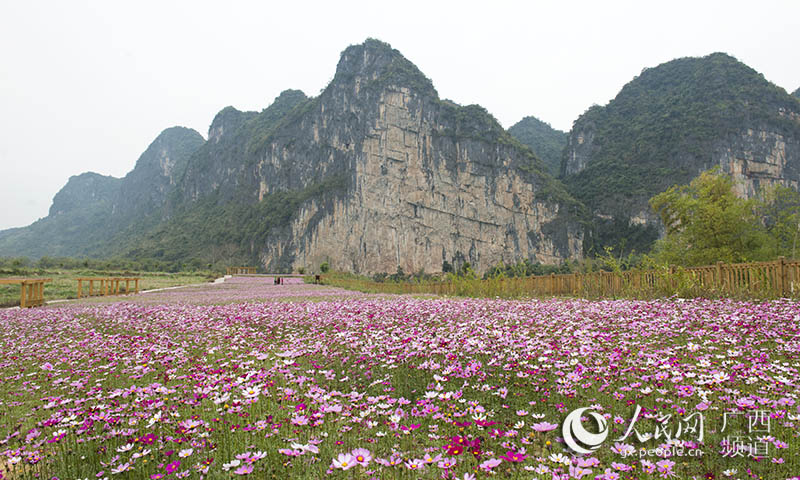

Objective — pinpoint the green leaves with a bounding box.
[650,169,772,266]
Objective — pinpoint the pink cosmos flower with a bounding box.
[569,465,592,479]
[655,459,675,477]
[532,421,559,432]
[165,460,180,474]
[478,458,502,471]
[351,448,372,466]
[500,450,527,462]
[405,458,426,470]
[233,463,254,475]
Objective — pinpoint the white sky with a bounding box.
[1,0,798,231]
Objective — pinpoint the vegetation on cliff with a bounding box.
[508,116,567,176]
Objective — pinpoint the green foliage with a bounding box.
[484,259,573,279]
[319,261,330,273]
[508,116,568,176]
[793,87,800,99]
[757,183,800,258]
[435,101,510,143]
[582,215,660,259]
[650,169,772,266]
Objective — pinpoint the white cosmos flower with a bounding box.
[178,448,193,458]
[241,386,260,398]
[549,453,570,465]
[146,411,161,428]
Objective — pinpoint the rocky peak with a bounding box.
[208,107,255,143]
[131,126,205,178]
[793,87,800,99]
[268,89,308,110]
[331,39,436,98]
[117,126,204,221]
[49,172,120,217]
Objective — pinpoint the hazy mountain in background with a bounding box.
[508,116,567,176]
[0,127,203,258]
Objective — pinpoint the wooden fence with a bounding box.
[227,267,257,275]
[319,257,800,299]
[0,278,52,308]
[76,277,140,299]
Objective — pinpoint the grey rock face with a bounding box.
[244,40,583,273]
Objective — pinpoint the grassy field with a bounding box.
[0,268,217,307]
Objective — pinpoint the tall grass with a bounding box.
[319,264,796,301]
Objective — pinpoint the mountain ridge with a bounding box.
[3,44,799,270]
[0,39,582,273]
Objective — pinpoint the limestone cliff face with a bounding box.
[241,40,582,273]
[715,125,800,197]
[178,91,304,204]
[562,127,595,177]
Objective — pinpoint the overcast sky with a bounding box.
[1,0,798,231]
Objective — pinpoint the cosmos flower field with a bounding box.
[0,277,798,479]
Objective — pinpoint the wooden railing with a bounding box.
[227,267,257,275]
[0,278,52,308]
[318,257,800,299]
[76,277,140,299]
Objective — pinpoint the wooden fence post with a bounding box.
[778,256,787,297]
[669,266,675,291]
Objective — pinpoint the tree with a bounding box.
[319,261,330,273]
[758,184,800,258]
[649,169,771,266]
